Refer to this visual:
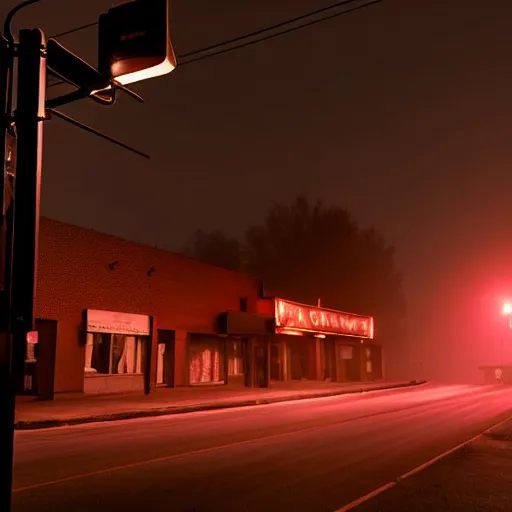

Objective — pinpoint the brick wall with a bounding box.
[35,217,260,393]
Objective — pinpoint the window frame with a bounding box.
[86,332,146,376]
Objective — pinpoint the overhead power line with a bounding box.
[179,0,364,59]
[48,0,382,89]
[51,0,363,48]
[51,21,97,39]
[180,0,382,67]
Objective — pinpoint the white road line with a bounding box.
[334,411,512,512]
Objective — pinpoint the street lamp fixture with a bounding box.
[98,0,176,86]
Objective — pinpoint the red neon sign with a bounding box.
[275,298,374,339]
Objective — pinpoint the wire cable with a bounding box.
[49,0,364,50]
[180,0,381,67]
[51,21,97,39]
[47,0,382,89]
[179,0,363,59]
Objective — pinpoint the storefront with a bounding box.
[270,334,317,381]
[218,311,273,387]
[188,335,226,385]
[267,298,379,383]
[219,298,380,386]
[84,309,152,394]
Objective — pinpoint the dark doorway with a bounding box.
[254,340,269,387]
[369,346,383,380]
[324,338,335,381]
[289,339,309,380]
[270,342,283,381]
[336,343,361,382]
[157,329,175,387]
[33,319,57,400]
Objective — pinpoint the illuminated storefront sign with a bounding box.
[275,298,374,339]
[86,309,150,336]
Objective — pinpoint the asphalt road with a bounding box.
[11,384,512,512]
[354,412,512,511]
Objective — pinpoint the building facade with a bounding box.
[27,217,382,399]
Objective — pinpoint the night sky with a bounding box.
[3,0,512,381]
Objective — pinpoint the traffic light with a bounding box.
[98,0,176,86]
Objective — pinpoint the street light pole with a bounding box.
[0,9,45,509]
[0,34,16,512]
[0,3,176,509]
[10,28,46,395]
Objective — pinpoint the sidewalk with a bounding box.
[14,379,425,430]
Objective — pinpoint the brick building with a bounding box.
[26,217,381,399]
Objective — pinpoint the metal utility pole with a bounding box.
[0,27,46,511]
[0,34,16,512]
[10,28,46,394]
[0,2,175,509]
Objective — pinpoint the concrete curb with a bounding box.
[14,380,427,431]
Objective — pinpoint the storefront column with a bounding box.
[360,343,372,382]
[359,344,365,382]
[315,339,323,381]
[144,316,156,395]
[266,338,271,387]
[250,337,270,388]
[174,329,188,386]
[244,337,257,387]
[223,337,229,385]
[282,340,289,382]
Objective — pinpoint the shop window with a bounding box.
[189,341,224,384]
[228,341,244,376]
[85,333,145,375]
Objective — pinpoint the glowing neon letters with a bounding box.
[275,299,374,338]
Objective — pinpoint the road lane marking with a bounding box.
[335,482,397,511]
[12,421,374,493]
[12,396,465,494]
[334,411,512,512]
